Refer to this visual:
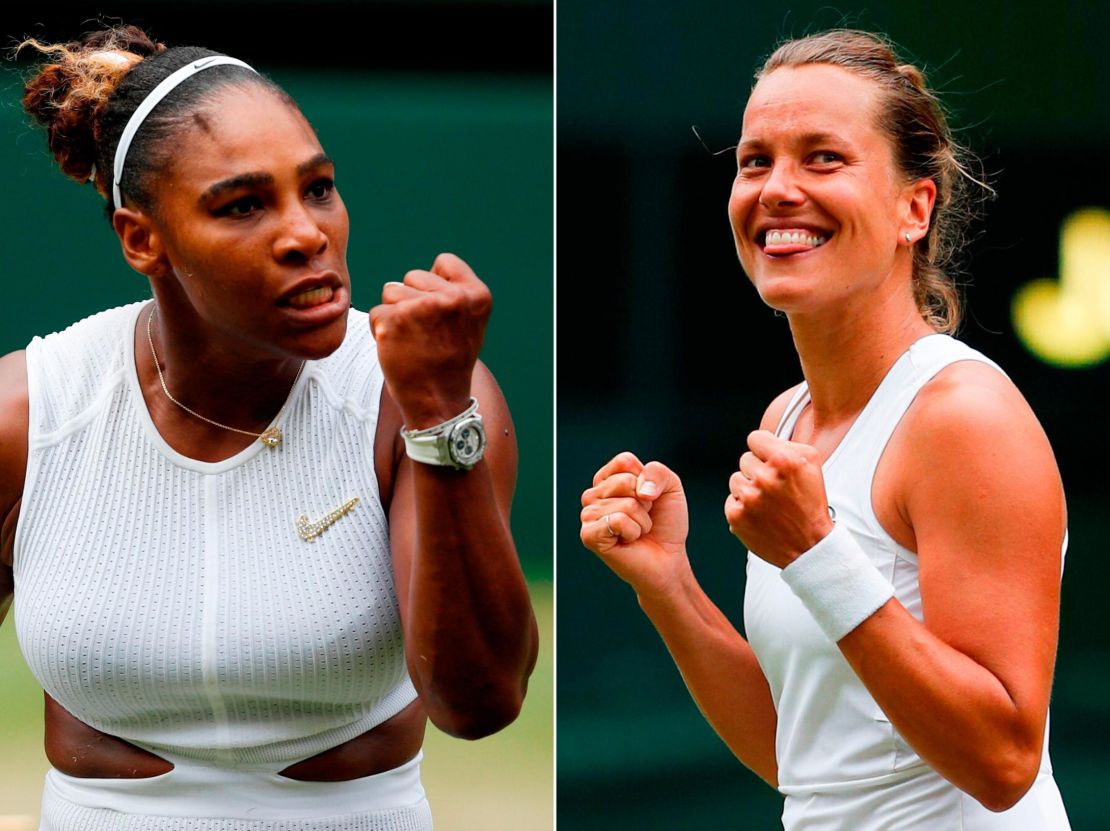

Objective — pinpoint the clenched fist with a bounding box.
[369,253,491,429]
[580,452,691,600]
[725,430,834,569]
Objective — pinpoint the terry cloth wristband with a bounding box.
[781,522,895,642]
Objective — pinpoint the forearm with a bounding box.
[638,565,779,787]
[839,600,1050,810]
[404,461,538,738]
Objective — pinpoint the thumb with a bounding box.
[636,460,680,502]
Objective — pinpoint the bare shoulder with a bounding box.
[0,351,29,485]
[758,382,806,433]
[906,361,1055,468]
[0,351,29,571]
[888,358,1064,540]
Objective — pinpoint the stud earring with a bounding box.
[905,233,912,243]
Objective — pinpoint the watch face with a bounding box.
[449,417,487,467]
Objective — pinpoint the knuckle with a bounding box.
[614,471,636,490]
[615,497,640,515]
[767,450,793,471]
[470,288,493,317]
[433,252,458,271]
[752,470,774,490]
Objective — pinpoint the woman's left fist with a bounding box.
[724,429,835,569]
[369,253,492,429]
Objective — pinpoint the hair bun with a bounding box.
[18,25,165,194]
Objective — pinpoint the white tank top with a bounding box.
[743,334,1070,829]
[14,302,417,770]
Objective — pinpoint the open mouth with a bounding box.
[287,286,335,309]
[758,227,831,257]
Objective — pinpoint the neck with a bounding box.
[139,302,304,434]
[786,277,935,425]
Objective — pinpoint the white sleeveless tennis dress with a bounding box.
[14,302,430,830]
[743,334,1070,830]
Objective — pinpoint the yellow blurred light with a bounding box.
[1012,207,1110,368]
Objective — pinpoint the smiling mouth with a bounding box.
[287,286,335,309]
[759,228,831,256]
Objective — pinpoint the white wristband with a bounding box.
[780,522,895,643]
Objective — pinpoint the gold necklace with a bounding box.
[145,306,304,449]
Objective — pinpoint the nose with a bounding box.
[759,160,805,209]
[273,201,328,263]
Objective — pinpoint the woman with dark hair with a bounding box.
[580,29,1070,829]
[0,25,537,830]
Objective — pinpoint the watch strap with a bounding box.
[401,397,483,469]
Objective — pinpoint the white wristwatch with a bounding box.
[401,397,487,471]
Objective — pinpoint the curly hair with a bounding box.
[19,24,291,220]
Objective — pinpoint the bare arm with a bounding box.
[0,351,29,627]
[579,388,798,788]
[372,254,538,740]
[841,364,1063,810]
[728,364,1063,811]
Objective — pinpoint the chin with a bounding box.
[751,273,816,315]
[290,314,350,360]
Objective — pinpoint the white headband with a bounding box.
[112,55,257,210]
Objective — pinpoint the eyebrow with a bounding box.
[198,153,335,205]
[737,131,847,152]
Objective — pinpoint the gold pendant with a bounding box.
[259,427,283,448]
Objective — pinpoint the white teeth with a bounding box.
[763,229,826,248]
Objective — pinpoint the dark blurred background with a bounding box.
[557,2,1110,829]
[0,2,551,827]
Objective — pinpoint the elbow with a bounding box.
[417,621,538,740]
[972,747,1040,813]
[428,687,526,740]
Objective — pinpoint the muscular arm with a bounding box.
[383,363,537,739]
[731,366,1063,811]
[580,389,800,787]
[838,364,1063,810]
[371,254,538,740]
[0,351,29,627]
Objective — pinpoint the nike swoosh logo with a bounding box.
[296,497,360,542]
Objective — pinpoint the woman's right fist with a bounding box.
[580,452,690,596]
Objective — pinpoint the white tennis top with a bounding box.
[743,334,1071,829]
[14,302,417,770]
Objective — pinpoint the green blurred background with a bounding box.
[558,1,1110,829]
[0,1,551,827]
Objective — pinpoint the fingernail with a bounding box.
[384,280,404,287]
[639,481,657,496]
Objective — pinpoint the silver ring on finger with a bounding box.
[604,514,617,537]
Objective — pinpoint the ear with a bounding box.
[113,207,170,279]
[900,178,937,245]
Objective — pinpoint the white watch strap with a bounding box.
[404,432,451,466]
[401,397,480,468]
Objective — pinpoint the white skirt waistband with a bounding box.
[42,750,426,821]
